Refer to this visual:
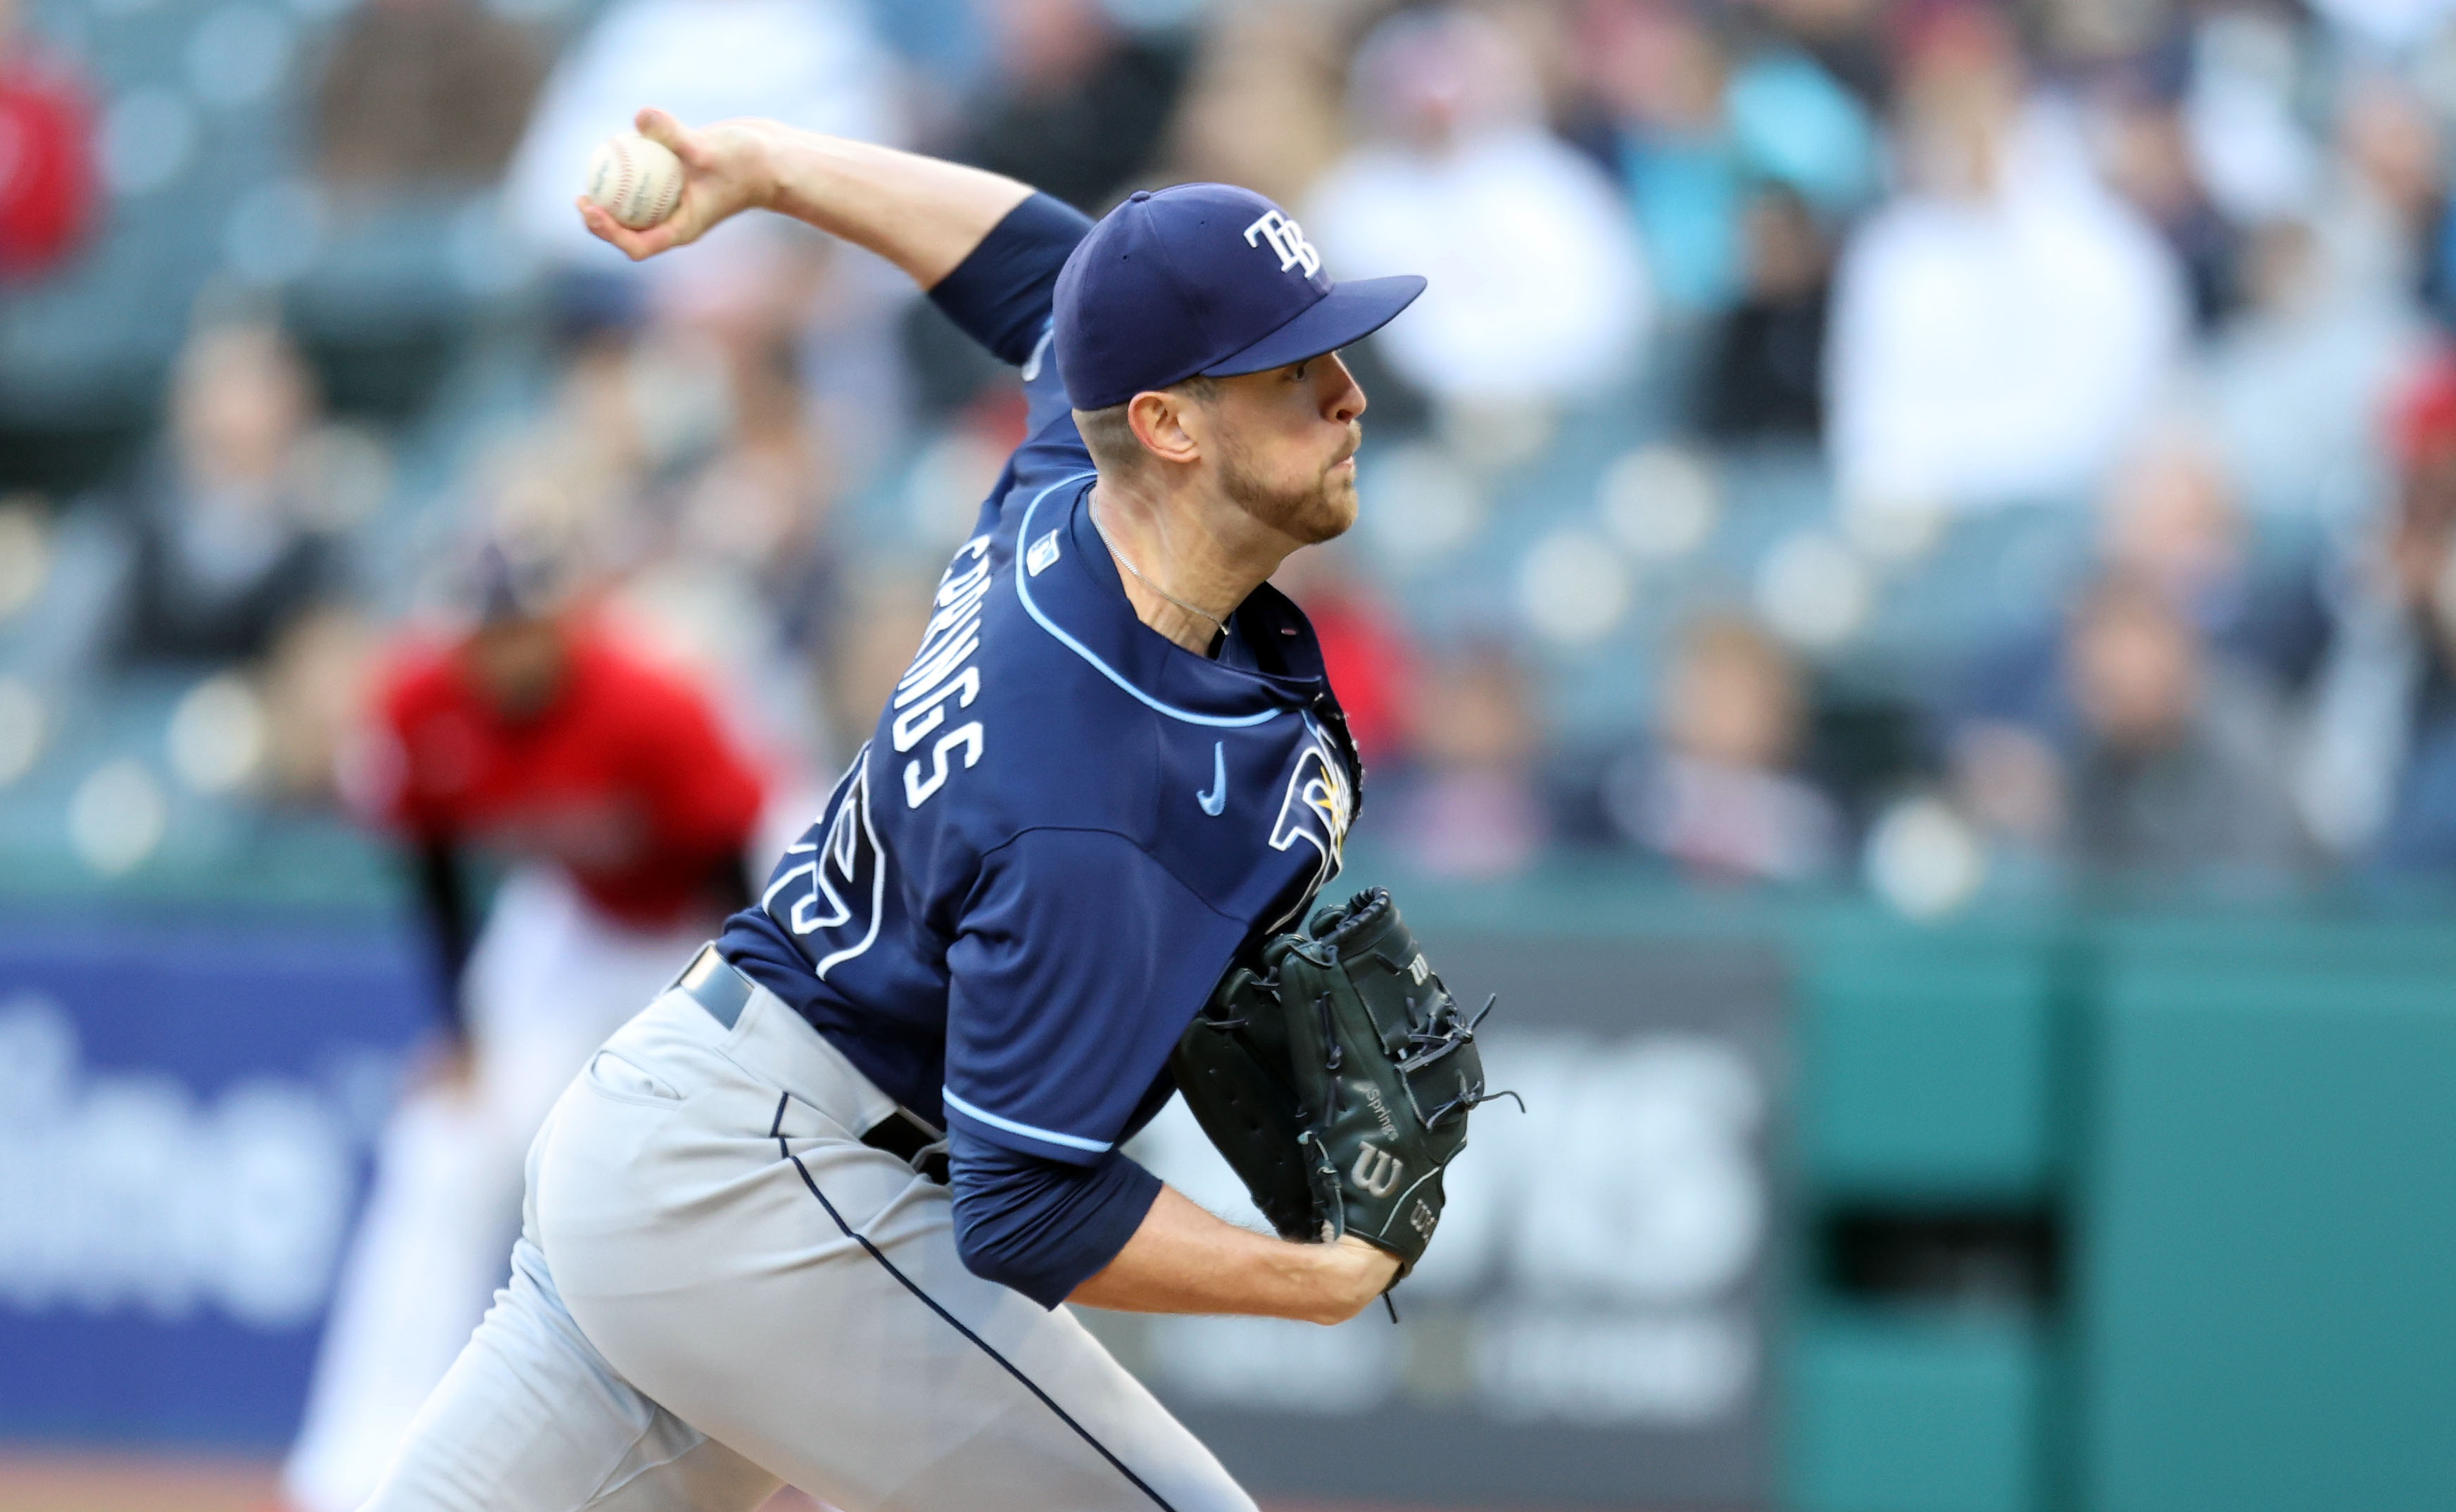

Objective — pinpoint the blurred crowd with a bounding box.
[11,0,2456,914]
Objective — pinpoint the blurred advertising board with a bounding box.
[0,921,427,1445]
[1112,933,1789,1509]
[0,910,1787,1506]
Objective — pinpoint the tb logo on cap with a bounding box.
[1242,210,1322,278]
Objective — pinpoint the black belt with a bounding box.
[674,946,948,1183]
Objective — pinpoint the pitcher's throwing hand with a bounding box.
[576,108,781,260]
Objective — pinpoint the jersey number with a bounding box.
[762,748,887,980]
[904,722,983,808]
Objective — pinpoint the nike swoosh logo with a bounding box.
[1197,742,1227,816]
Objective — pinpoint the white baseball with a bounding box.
[585,133,685,232]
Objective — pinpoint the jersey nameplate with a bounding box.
[893,536,994,808]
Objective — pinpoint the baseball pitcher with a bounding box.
[369,109,1494,1512]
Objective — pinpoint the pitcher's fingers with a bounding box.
[633,106,711,172]
[577,197,667,260]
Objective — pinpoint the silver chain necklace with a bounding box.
[1086,496,1230,638]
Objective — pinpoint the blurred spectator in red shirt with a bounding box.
[1273,546,1416,770]
[0,0,96,279]
[367,600,765,935]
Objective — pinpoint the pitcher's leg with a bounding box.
[760,1130,1251,1512]
[367,1237,782,1512]
[536,1056,1254,1512]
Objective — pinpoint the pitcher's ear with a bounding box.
[1128,388,1204,468]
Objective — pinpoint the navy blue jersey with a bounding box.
[719,242,1360,1181]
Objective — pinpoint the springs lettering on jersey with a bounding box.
[893,537,994,809]
[761,537,997,979]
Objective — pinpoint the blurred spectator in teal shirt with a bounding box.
[1581,0,1874,317]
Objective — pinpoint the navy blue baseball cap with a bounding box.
[1052,183,1425,412]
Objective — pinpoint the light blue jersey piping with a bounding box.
[942,1087,1114,1154]
[1012,475,1285,730]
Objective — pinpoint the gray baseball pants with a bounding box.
[365,970,1254,1512]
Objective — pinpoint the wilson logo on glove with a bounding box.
[1352,1143,1403,1199]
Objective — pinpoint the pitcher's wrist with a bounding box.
[737,120,793,213]
[1297,1236,1397,1324]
